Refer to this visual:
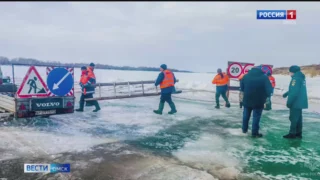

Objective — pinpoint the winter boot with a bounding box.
[283,133,296,139]
[296,133,302,139]
[168,102,177,115]
[153,102,165,115]
[225,102,231,108]
[240,102,243,109]
[76,101,84,112]
[92,101,101,112]
[252,133,263,138]
[215,103,220,109]
[75,108,83,112]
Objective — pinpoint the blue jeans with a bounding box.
[242,107,263,135]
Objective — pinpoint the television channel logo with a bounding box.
[24,164,70,173]
[257,10,296,20]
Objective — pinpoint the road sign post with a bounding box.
[47,67,74,97]
[16,66,48,98]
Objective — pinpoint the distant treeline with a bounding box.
[0,56,192,73]
[273,64,320,77]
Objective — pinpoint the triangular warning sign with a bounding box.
[17,66,49,98]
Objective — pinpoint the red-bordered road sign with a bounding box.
[261,65,273,75]
[227,62,243,78]
[17,66,49,98]
[243,64,255,74]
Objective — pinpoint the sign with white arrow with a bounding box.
[47,67,74,97]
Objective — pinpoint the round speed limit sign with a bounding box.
[243,64,254,74]
[227,62,243,78]
[261,65,272,75]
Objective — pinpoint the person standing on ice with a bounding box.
[212,68,230,109]
[282,65,308,139]
[153,64,177,115]
[76,66,100,112]
[238,68,252,109]
[241,66,272,138]
[85,63,101,111]
[264,71,276,111]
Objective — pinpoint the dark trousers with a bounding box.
[215,85,229,105]
[215,91,229,105]
[160,93,173,104]
[289,108,303,134]
[242,107,263,135]
[79,93,100,110]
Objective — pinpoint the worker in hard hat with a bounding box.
[153,64,177,115]
[212,68,230,109]
[264,71,276,110]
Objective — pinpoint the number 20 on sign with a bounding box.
[227,62,243,78]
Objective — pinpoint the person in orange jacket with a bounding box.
[153,64,177,115]
[76,66,100,112]
[84,63,101,111]
[264,71,276,110]
[212,68,230,109]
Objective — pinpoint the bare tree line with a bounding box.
[0,56,192,73]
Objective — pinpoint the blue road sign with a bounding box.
[261,65,273,75]
[47,68,74,96]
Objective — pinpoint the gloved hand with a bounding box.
[282,92,288,98]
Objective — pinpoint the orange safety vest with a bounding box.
[212,73,229,86]
[160,70,175,89]
[269,75,276,88]
[87,66,96,80]
[80,72,89,95]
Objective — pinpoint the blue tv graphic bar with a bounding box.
[50,164,70,173]
[24,164,70,173]
[257,10,286,20]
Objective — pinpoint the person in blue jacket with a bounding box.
[282,65,308,139]
[153,64,177,115]
[240,66,273,138]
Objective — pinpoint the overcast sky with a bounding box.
[0,2,319,72]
